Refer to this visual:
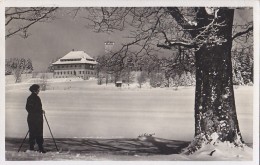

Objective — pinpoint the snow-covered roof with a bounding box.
[62,51,94,60]
[52,51,97,65]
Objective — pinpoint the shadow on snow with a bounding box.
[6,137,190,156]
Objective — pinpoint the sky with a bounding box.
[5,8,253,71]
[6,9,123,71]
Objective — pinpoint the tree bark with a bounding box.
[185,8,244,154]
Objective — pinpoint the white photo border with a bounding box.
[1,0,259,165]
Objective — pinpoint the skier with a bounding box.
[26,84,46,153]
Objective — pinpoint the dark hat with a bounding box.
[29,84,40,92]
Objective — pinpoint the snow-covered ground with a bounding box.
[4,75,255,161]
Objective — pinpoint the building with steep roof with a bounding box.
[52,51,98,80]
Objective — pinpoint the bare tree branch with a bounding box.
[166,7,197,30]
[232,26,253,40]
[5,8,44,17]
[5,7,58,39]
[157,41,197,49]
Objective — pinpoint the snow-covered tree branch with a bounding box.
[84,7,253,155]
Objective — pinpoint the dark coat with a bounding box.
[26,93,43,136]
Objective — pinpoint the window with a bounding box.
[60,59,81,62]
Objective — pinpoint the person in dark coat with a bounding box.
[26,84,46,153]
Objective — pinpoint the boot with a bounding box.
[38,145,46,153]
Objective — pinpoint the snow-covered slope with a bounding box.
[4,75,255,161]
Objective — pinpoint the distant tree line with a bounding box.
[5,58,33,83]
[232,47,253,85]
[95,48,197,88]
[95,44,253,87]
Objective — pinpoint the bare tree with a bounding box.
[137,71,147,88]
[123,57,135,86]
[5,7,253,154]
[6,58,33,83]
[96,55,110,85]
[5,7,58,39]
[232,47,253,85]
[39,72,48,91]
[5,59,13,75]
[150,72,164,87]
[84,7,253,154]
[25,58,33,76]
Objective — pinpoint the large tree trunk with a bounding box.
[185,8,244,154]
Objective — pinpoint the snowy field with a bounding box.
[4,75,254,161]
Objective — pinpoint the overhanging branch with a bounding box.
[232,26,253,40]
[5,7,58,39]
[166,7,197,31]
[157,41,197,49]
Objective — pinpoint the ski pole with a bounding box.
[44,113,59,151]
[18,130,29,152]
